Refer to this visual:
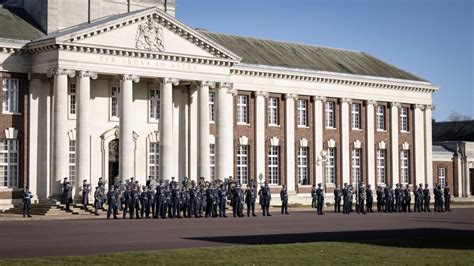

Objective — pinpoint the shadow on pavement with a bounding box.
[184,228,474,250]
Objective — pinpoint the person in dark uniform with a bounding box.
[98,177,106,209]
[434,184,444,212]
[182,185,190,218]
[334,185,342,213]
[280,185,289,215]
[130,185,141,219]
[81,180,90,210]
[62,178,73,211]
[344,185,353,214]
[423,184,431,212]
[357,183,367,214]
[218,183,227,217]
[140,186,150,218]
[403,185,412,212]
[196,185,203,218]
[148,185,156,218]
[164,185,173,218]
[155,180,164,218]
[366,184,373,213]
[106,186,118,219]
[417,183,425,212]
[376,186,383,212]
[245,183,257,217]
[316,183,324,215]
[93,186,102,216]
[395,183,402,212]
[122,185,131,218]
[444,183,451,212]
[259,182,272,216]
[22,187,33,218]
[205,183,215,218]
[232,184,243,217]
[311,184,317,209]
[342,183,348,214]
[189,182,197,218]
[414,184,420,212]
[384,183,393,213]
[171,183,180,218]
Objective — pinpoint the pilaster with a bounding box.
[285,93,297,192]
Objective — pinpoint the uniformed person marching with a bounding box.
[423,184,431,212]
[334,185,342,213]
[93,186,102,216]
[122,185,131,218]
[376,186,384,212]
[106,186,119,219]
[245,183,257,217]
[218,183,227,218]
[357,183,366,214]
[316,183,324,215]
[81,180,90,210]
[22,187,33,218]
[280,185,289,215]
[259,182,272,216]
[342,183,348,214]
[403,185,412,212]
[366,184,373,213]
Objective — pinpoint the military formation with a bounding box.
[57,176,453,220]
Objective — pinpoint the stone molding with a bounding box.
[46,68,75,78]
[77,71,98,79]
[121,74,140,83]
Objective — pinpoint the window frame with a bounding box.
[68,140,76,188]
[236,95,249,125]
[268,97,279,126]
[209,91,215,123]
[351,103,361,130]
[149,142,159,181]
[400,150,409,184]
[376,105,385,131]
[110,85,120,121]
[438,167,446,189]
[149,87,160,123]
[2,78,19,114]
[68,81,77,119]
[236,145,249,185]
[268,145,279,185]
[351,148,361,185]
[297,146,309,185]
[209,143,215,180]
[297,99,308,127]
[326,148,336,184]
[376,149,386,185]
[325,101,335,129]
[0,139,19,188]
[400,107,409,132]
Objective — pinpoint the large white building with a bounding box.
[0,0,470,210]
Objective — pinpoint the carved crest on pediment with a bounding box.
[135,16,165,52]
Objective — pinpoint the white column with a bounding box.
[366,100,376,187]
[313,96,325,186]
[119,74,139,180]
[414,104,426,185]
[216,83,235,180]
[255,91,268,182]
[465,159,471,197]
[341,98,351,185]
[159,78,178,181]
[76,71,97,191]
[198,81,214,180]
[48,68,74,197]
[424,105,434,189]
[390,102,400,185]
[285,93,297,192]
[188,87,198,181]
[28,75,41,201]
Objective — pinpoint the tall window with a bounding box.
[376,149,386,184]
[400,107,409,132]
[351,148,361,185]
[2,78,19,113]
[376,105,385,131]
[68,82,76,116]
[351,103,361,129]
[68,140,76,187]
[326,148,336,184]
[438,168,446,189]
[268,97,279,125]
[297,99,308,127]
[149,142,159,180]
[209,143,215,180]
[400,150,409,184]
[268,146,279,185]
[149,88,160,121]
[237,145,248,184]
[298,147,309,185]
[111,86,120,119]
[0,139,18,188]
[209,92,215,122]
[236,95,248,124]
[325,101,335,128]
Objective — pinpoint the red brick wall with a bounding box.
[374,103,392,185]
[295,96,314,192]
[323,98,341,187]
[432,160,454,191]
[399,104,415,185]
[233,91,255,183]
[265,93,285,186]
[349,100,367,185]
[0,72,29,200]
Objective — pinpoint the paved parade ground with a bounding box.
[0,208,473,259]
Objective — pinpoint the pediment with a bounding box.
[52,7,240,61]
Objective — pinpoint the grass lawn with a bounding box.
[2,237,473,266]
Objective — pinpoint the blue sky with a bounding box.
[176,0,473,121]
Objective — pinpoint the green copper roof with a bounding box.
[199,30,425,82]
[0,6,45,41]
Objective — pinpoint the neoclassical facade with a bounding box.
[2,1,466,209]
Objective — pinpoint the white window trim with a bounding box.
[68,140,76,188]
[209,91,215,124]
[148,142,159,181]
[237,145,249,185]
[351,103,361,130]
[438,167,446,189]
[236,95,249,125]
[400,107,409,133]
[209,143,215,180]
[67,81,76,120]
[2,78,19,114]
[268,97,279,126]
[148,87,160,124]
[400,150,409,184]
[110,84,120,122]
[325,101,335,129]
[298,146,308,185]
[351,148,361,185]
[376,149,386,185]
[268,145,279,185]
[0,139,19,188]
[326,147,336,184]
[376,105,385,131]
[297,99,308,127]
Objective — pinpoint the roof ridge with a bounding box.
[198,30,364,54]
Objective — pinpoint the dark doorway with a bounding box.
[470,169,474,196]
[108,139,119,186]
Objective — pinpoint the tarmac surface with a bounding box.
[0,208,473,259]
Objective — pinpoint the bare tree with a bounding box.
[448,112,472,121]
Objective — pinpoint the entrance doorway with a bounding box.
[108,139,119,186]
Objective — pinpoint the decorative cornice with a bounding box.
[255,91,269,98]
[46,68,75,78]
[425,104,435,111]
[121,74,140,83]
[77,71,98,79]
[312,96,326,102]
[414,104,425,110]
[389,102,401,108]
[341,98,352,104]
[285,93,298,100]
[163,77,180,85]
[219,82,232,90]
[230,68,437,93]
